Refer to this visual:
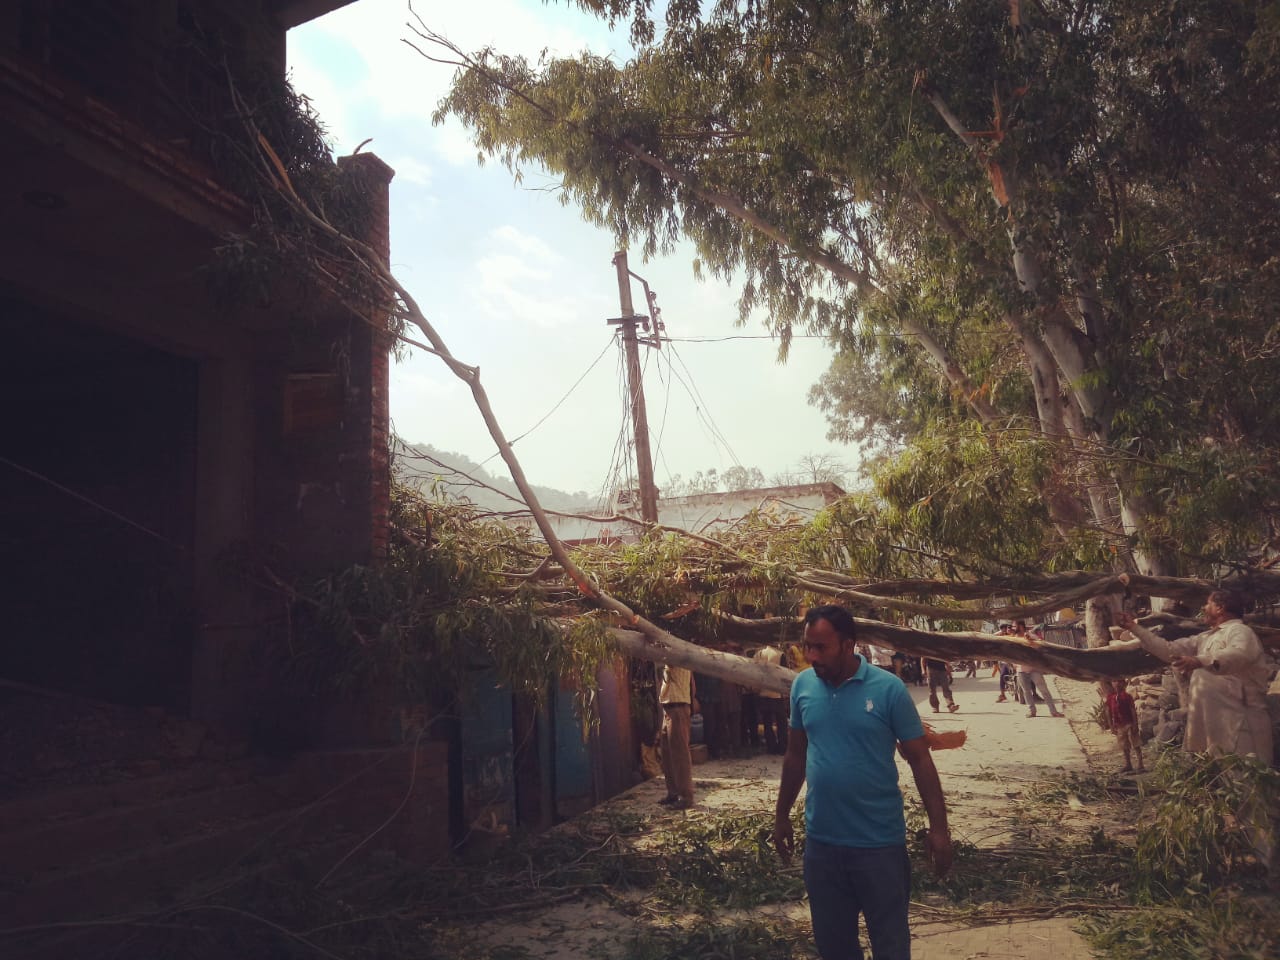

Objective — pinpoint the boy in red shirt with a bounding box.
[1106,678,1144,773]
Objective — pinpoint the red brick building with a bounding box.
[0,11,638,935]
[1,0,391,731]
[0,3,457,924]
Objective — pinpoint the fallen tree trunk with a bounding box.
[712,614,1168,681]
[807,571,1280,606]
[851,623,1160,681]
[606,627,795,695]
[609,618,1166,689]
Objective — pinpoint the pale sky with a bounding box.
[288,0,850,498]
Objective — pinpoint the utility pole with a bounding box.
[608,250,660,524]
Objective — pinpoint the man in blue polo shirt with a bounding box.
[774,605,952,960]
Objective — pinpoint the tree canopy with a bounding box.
[428,0,1280,577]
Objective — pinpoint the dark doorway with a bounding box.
[0,294,198,712]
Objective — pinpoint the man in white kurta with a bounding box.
[1119,592,1273,762]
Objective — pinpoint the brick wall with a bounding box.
[337,153,395,561]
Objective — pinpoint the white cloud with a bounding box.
[489,224,560,262]
[432,117,491,167]
[390,360,455,397]
[387,154,433,186]
[467,224,584,328]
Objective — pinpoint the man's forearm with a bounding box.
[1130,623,1205,664]
[910,754,949,833]
[1130,623,1174,663]
[775,754,805,819]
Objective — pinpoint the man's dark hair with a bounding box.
[803,605,857,642]
[1207,589,1248,619]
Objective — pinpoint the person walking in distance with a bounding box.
[1013,620,1064,718]
[925,658,960,714]
[774,605,952,960]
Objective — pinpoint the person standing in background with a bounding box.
[1013,620,1064,718]
[1118,590,1272,759]
[754,644,789,754]
[694,672,726,759]
[659,665,697,809]
[1105,678,1144,773]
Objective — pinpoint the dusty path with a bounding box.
[471,670,1117,959]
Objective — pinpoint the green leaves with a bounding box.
[285,491,616,716]
[1133,747,1280,895]
[819,421,1107,578]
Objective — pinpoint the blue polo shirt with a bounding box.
[789,658,924,848]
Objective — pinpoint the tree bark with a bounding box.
[615,617,1165,685]
[1084,594,1122,648]
[606,627,795,694]
[792,568,1280,605]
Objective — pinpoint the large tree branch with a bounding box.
[607,626,795,694]
[795,569,1280,604]
[793,572,1126,621]
[922,83,1113,441]
[655,616,1163,682]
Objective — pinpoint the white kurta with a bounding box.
[1130,619,1274,761]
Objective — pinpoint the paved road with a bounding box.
[904,672,1102,959]
[475,669,1109,959]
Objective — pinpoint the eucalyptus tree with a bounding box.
[428,0,1280,577]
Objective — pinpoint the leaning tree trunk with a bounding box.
[1117,489,1181,611]
[1084,594,1122,648]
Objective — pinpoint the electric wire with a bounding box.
[473,332,618,472]
[667,341,744,468]
[661,333,828,343]
[661,342,744,470]
[506,332,618,448]
[593,339,634,509]
[663,360,733,474]
[618,339,637,499]
[675,343,747,471]
[595,413,631,510]
[650,344,675,485]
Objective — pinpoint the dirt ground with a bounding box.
[465,671,1126,960]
